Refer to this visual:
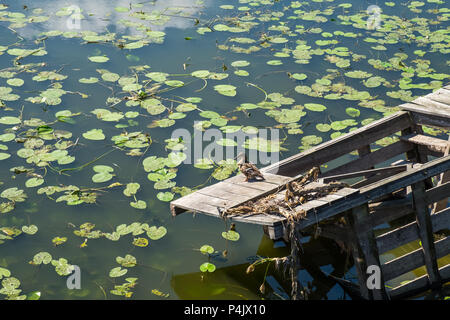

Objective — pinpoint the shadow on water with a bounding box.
[171,232,353,300]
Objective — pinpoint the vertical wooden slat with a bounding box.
[350,204,389,300]
[357,145,374,179]
[411,180,442,288]
[402,126,428,164]
[432,135,450,214]
[402,123,434,190]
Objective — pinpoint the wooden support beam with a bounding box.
[389,264,450,300]
[411,180,442,289]
[360,154,450,200]
[349,204,389,300]
[382,236,450,282]
[357,145,374,178]
[376,206,450,254]
[320,165,408,183]
[351,170,405,189]
[264,111,413,176]
[432,135,450,215]
[366,198,414,228]
[399,134,449,155]
[410,110,450,129]
[345,212,371,300]
[426,180,450,206]
[323,140,413,177]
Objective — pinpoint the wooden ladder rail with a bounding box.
[334,155,450,300]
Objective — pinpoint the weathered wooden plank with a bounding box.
[366,198,414,229]
[226,172,292,189]
[323,141,413,177]
[389,264,450,300]
[399,134,449,155]
[426,88,450,105]
[296,156,450,231]
[316,194,344,204]
[333,187,361,197]
[171,192,241,215]
[408,110,450,130]
[412,180,442,288]
[426,180,450,205]
[360,154,450,199]
[295,188,361,230]
[198,182,262,199]
[197,185,254,203]
[376,206,450,254]
[263,223,286,240]
[320,165,408,183]
[382,236,450,282]
[264,111,413,176]
[170,191,286,225]
[401,102,450,122]
[412,96,450,113]
[350,204,389,300]
[295,199,330,213]
[351,170,403,189]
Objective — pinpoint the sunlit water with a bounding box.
[0,0,448,300]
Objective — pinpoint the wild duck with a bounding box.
[236,152,265,182]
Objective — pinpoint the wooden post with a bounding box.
[346,206,389,300]
[402,124,434,190]
[402,126,429,164]
[357,145,374,179]
[432,135,450,215]
[411,180,442,289]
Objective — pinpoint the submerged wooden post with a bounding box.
[348,205,389,300]
[411,180,442,289]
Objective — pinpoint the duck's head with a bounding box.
[235,152,247,165]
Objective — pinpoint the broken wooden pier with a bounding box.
[170,85,450,300]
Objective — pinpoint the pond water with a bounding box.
[0,0,448,300]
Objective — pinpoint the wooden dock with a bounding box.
[170,85,450,300]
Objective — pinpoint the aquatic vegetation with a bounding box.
[0,0,448,300]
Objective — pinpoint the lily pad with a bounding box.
[32,252,52,265]
[116,255,137,268]
[156,192,174,202]
[83,129,105,141]
[130,200,147,210]
[132,237,149,247]
[199,262,216,273]
[25,178,44,188]
[88,56,109,63]
[214,84,237,97]
[200,245,214,255]
[304,103,327,112]
[109,267,128,278]
[22,225,38,235]
[222,230,240,241]
[146,226,167,240]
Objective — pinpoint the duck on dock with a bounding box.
[236,152,265,182]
